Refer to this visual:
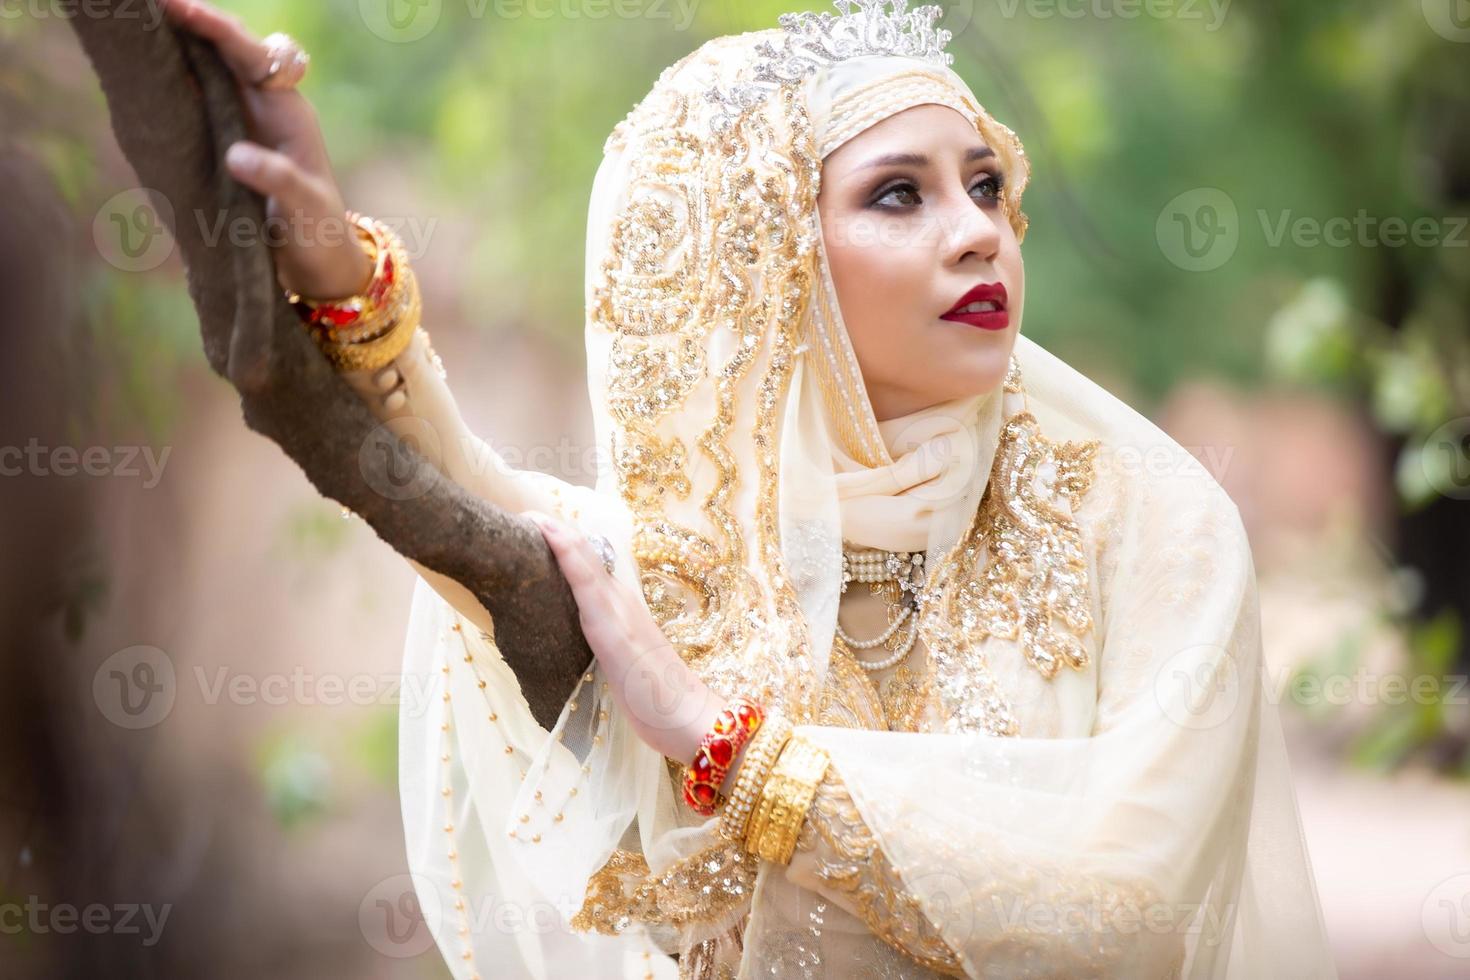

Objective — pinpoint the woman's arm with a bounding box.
[340,327,582,520]
[340,328,594,632]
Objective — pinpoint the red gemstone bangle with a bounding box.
[285,211,399,337]
[682,695,765,817]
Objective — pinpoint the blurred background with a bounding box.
[2,0,1468,976]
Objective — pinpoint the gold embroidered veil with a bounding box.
[395,5,1336,978]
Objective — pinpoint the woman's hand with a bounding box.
[164,0,372,300]
[525,511,729,768]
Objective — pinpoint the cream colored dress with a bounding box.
[366,19,1335,980]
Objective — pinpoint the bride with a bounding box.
[165,1,1336,976]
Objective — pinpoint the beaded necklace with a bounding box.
[837,546,928,672]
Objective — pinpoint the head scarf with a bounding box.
[396,6,1336,978]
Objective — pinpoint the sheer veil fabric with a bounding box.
[397,19,1335,980]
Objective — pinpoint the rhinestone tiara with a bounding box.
[707,1,956,130]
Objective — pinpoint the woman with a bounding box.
[165,1,1336,977]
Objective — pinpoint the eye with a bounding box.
[870,181,917,210]
[870,171,1011,210]
[969,171,1006,205]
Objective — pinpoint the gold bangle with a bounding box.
[287,213,397,339]
[717,715,793,845]
[316,281,421,373]
[289,212,422,373]
[744,734,829,866]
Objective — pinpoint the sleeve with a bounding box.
[341,326,601,631]
[777,476,1313,979]
[785,760,970,976]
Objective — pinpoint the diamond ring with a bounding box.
[588,534,616,576]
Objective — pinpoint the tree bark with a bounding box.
[67,2,590,730]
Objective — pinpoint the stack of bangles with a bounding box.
[679,694,831,866]
[285,210,422,373]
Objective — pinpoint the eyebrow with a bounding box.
[856,145,996,171]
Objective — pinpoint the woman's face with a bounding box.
[817,103,1023,421]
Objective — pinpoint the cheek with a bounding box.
[823,233,911,371]
[823,218,930,354]
[1004,247,1026,325]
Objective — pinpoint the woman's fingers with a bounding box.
[527,513,620,628]
[165,0,276,86]
[223,140,315,202]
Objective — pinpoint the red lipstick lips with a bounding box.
[940,282,1009,331]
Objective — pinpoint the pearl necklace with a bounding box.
[836,547,927,672]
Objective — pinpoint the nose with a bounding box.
[940,190,1002,267]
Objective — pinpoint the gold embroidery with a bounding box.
[817,635,888,731]
[820,633,937,735]
[793,761,1189,978]
[570,842,759,936]
[971,410,1100,681]
[879,658,935,734]
[859,813,1189,977]
[677,923,745,980]
[794,766,969,977]
[594,51,827,728]
[917,364,1102,735]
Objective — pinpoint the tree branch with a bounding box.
[68,2,590,730]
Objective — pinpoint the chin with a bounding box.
[944,341,1013,393]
